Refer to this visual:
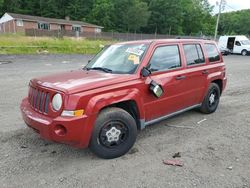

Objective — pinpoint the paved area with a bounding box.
[0,54,250,188]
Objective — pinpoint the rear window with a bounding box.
[183,44,205,66]
[205,44,220,62]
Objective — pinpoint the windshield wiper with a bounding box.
[86,67,113,73]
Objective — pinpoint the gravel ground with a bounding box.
[0,54,249,188]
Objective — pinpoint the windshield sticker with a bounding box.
[128,55,140,65]
[126,48,144,56]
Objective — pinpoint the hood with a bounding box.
[243,45,250,49]
[32,69,137,94]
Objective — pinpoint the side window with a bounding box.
[205,43,220,62]
[148,45,181,72]
[16,19,23,27]
[235,41,241,46]
[183,44,205,66]
[38,23,50,30]
[72,25,81,32]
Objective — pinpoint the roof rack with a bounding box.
[175,36,212,40]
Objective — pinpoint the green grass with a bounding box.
[0,34,114,54]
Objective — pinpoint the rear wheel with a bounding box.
[200,83,220,114]
[241,50,247,56]
[89,107,137,159]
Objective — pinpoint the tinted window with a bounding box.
[149,45,181,72]
[183,44,205,66]
[235,41,241,46]
[205,44,220,62]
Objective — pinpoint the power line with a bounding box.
[224,4,238,11]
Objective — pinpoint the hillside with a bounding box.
[219,9,250,35]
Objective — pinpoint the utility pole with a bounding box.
[214,0,223,40]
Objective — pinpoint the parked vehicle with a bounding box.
[219,46,231,56]
[218,35,250,56]
[20,39,227,159]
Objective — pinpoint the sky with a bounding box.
[208,0,250,13]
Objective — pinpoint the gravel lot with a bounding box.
[0,54,249,188]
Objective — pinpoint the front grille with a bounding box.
[28,86,50,114]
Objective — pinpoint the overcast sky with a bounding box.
[208,0,250,13]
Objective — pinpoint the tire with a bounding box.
[89,107,137,159]
[200,83,221,114]
[241,50,247,56]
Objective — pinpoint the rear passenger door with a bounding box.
[181,43,208,105]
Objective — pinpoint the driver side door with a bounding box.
[233,40,242,53]
[142,44,190,122]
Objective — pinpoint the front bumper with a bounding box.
[20,97,93,148]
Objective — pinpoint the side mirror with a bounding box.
[141,67,151,77]
[149,81,164,98]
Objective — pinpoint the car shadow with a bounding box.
[3,110,204,161]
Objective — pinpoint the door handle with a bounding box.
[202,70,209,75]
[175,75,186,80]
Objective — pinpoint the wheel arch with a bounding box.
[211,79,223,95]
[85,88,145,130]
[100,100,142,130]
[241,49,248,55]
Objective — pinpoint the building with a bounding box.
[0,13,103,34]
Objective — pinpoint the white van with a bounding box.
[218,35,250,56]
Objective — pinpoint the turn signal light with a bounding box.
[61,109,84,117]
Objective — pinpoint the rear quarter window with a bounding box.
[205,43,220,62]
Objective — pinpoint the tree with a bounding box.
[126,0,150,32]
[0,0,3,16]
[219,9,250,35]
[143,0,183,35]
[112,0,134,32]
[88,0,115,30]
[181,0,215,36]
[2,0,240,36]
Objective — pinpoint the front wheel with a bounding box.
[89,107,137,159]
[241,50,247,56]
[200,83,220,114]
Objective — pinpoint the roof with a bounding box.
[117,38,215,45]
[5,12,103,28]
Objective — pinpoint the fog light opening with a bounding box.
[54,124,67,136]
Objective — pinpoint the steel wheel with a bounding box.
[242,50,247,56]
[208,89,219,108]
[99,120,129,148]
[200,83,221,114]
[90,107,137,159]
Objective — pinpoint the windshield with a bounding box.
[241,40,250,45]
[85,43,149,74]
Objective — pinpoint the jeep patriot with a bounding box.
[20,39,227,158]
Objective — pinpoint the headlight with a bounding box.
[52,93,62,111]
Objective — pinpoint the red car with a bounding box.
[20,39,227,159]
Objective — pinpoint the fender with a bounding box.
[205,71,223,96]
[207,71,223,81]
[78,88,145,147]
[85,88,144,119]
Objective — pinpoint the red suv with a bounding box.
[20,39,227,159]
